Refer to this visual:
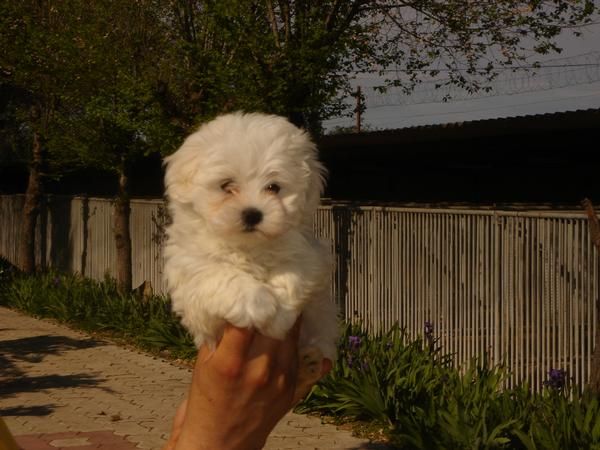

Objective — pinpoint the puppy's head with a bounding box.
[164,112,326,244]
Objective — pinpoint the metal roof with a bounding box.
[319,108,600,148]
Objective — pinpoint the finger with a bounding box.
[248,314,300,358]
[245,332,279,373]
[162,398,188,450]
[278,321,302,407]
[198,344,215,363]
[172,398,188,431]
[246,317,301,379]
[277,316,302,369]
[216,323,255,361]
[290,315,302,341]
[249,329,284,355]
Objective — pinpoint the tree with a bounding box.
[68,1,179,293]
[159,0,378,133]
[1,1,178,290]
[0,0,91,272]
[161,0,596,134]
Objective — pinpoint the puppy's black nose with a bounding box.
[241,208,263,228]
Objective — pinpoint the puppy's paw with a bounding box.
[269,272,306,308]
[222,284,279,330]
[245,285,280,329]
[294,346,324,402]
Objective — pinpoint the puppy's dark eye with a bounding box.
[265,183,280,194]
[220,180,234,193]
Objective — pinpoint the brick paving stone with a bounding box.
[48,437,92,447]
[1,307,386,449]
[13,431,140,450]
[13,434,55,450]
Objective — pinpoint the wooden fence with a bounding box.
[1,194,598,391]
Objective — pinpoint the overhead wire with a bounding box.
[350,51,600,108]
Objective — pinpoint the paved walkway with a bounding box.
[0,307,385,450]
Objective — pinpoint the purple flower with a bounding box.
[424,321,434,337]
[348,335,361,350]
[544,368,567,390]
[53,277,61,286]
[424,321,435,352]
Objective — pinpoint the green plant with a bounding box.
[141,317,196,360]
[0,256,19,283]
[299,323,455,426]
[514,389,600,450]
[0,270,196,360]
[299,321,600,449]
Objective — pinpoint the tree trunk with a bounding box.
[114,159,132,295]
[583,199,600,394]
[18,131,44,273]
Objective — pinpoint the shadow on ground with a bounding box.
[0,334,102,378]
[0,373,105,396]
[0,334,109,416]
[352,443,396,450]
[0,405,55,417]
[0,334,101,364]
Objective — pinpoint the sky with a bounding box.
[323,20,600,132]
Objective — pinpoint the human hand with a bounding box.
[163,321,331,450]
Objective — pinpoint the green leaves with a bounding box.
[513,389,600,450]
[0,270,196,360]
[299,322,457,432]
[299,321,600,449]
[2,0,596,160]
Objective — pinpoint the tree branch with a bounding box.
[277,0,291,44]
[325,0,344,31]
[265,0,281,47]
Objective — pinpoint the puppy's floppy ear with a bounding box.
[304,146,327,214]
[164,138,203,204]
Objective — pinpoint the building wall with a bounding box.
[321,129,599,204]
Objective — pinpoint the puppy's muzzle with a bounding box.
[241,207,263,231]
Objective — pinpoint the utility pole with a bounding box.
[355,86,362,133]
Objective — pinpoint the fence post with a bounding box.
[493,212,502,368]
[582,199,600,393]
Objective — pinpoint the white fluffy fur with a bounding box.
[163,112,338,360]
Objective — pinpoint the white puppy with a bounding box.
[163,112,338,380]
